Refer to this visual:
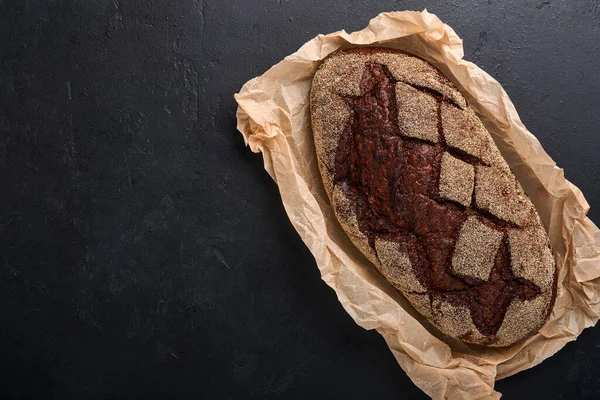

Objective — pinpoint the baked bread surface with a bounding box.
[310,47,556,347]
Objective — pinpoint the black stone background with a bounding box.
[1,0,599,399]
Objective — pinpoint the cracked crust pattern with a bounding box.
[310,48,557,347]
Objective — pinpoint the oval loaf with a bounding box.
[310,48,557,347]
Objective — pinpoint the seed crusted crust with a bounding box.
[310,48,557,347]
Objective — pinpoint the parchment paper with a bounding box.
[234,10,600,399]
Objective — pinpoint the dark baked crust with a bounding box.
[310,48,557,347]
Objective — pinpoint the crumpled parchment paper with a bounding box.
[234,10,600,400]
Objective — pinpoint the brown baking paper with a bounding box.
[234,10,600,399]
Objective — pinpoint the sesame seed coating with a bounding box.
[441,102,488,159]
[475,165,533,227]
[372,52,467,108]
[494,294,551,346]
[452,216,503,281]
[432,300,487,343]
[396,82,439,143]
[439,152,475,207]
[375,239,425,293]
[508,226,555,291]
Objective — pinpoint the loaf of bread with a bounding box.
[310,48,556,347]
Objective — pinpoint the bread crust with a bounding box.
[310,48,557,347]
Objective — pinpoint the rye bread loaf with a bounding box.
[310,48,557,347]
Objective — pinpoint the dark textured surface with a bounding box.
[0,0,598,399]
